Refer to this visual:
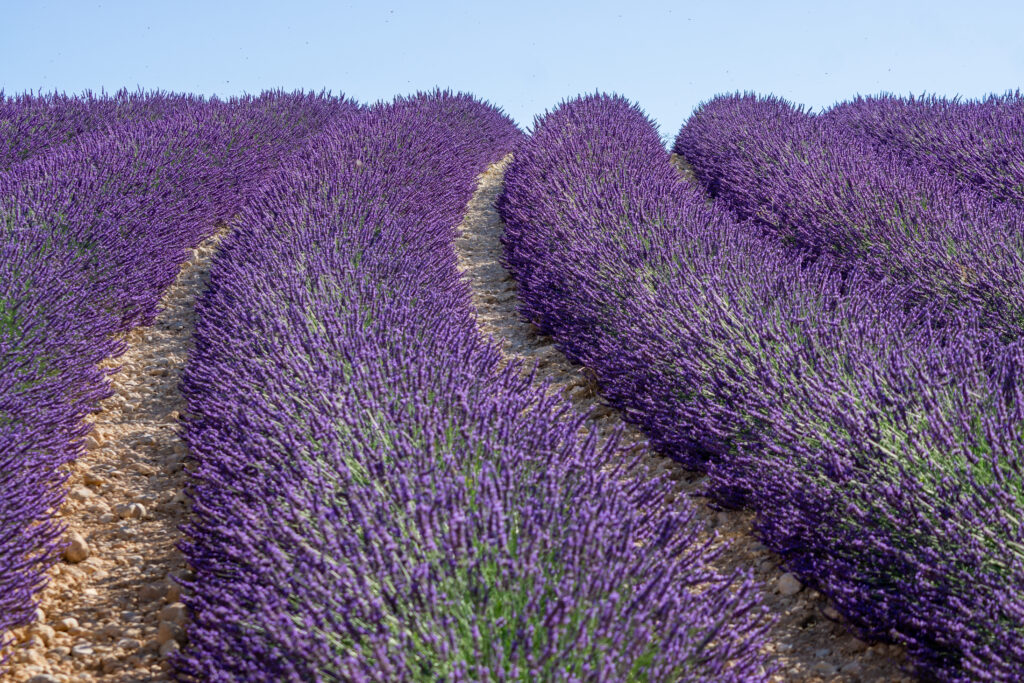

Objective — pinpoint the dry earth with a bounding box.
[1,229,226,683]
[454,156,913,682]
[670,153,698,183]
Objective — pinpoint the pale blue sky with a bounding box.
[3,0,1022,139]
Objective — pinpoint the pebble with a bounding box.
[532,343,557,357]
[62,565,85,581]
[68,487,95,502]
[23,649,48,667]
[159,602,188,627]
[27,675,61,683]
[117,637,142,650]
[811,661,839,676]
[128,503,147,519]
[131,462,157,476]
[31,623,56,646]
[48,646,71,658]
[158,638,180,657]
[21,634,45,651]
[134,433,157,447]
[140,581,166,602]
[63,533,90,563]
[54,618,79,632]
[841,660,864,675]
[71,643,94,657]
[823,604,841,620]
[776,572,802,596]
[84,500,109,514]
[155,620,183,645]
[848,638,870,653]
[142,600,163,614]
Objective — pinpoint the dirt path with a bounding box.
[670,152,698,183]
[454,156,912,683]
[2,228,226,683]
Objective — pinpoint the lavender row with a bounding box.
[498,93,1024,681]
[674,93,1024,339]
[177,91,771,682]
[825,92,1024,207]
[0,90,208,169]
[0,89,353,171]
[0,91,356,654]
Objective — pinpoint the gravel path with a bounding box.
[454,156,913,683]
[1,229,226,683]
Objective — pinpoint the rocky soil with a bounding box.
[1,229,226,683]
[454,156,913,682]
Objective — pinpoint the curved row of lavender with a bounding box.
[0,90,203,169]
[177,91,771,682]
[0,91,355,656]
[0,89,346,171]
[674,93,1024,339]
[825,92,1024,207]
[498,93,1024,681]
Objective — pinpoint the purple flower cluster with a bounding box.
[0,89,203,168]
[825,92,1024,207]
[0,89,354,172]
[176,91,771,682]
[0,91,355,654]
[675,93,1024,339]
[498,93,1024,681]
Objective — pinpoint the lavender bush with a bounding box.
[0,89,353,171]
[0,91,357,657]
[675,93,1024,339]
[499,93,1024,682]
[176,91,771,682]
[0,89,205,169]
[825,92,1024,206]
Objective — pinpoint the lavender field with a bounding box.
[1,87,1023,682]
